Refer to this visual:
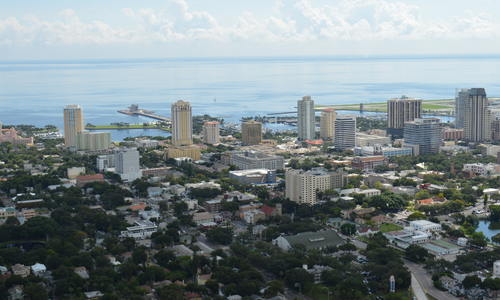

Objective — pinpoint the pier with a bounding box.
[118,104,171,122]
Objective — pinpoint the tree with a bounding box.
[264,280,284,298]
[484,194,489,206]
[24,283,49,300]
[405,244,429,263]
[492,233,500,244]
[463,275,482,289]
[206,227,233,245]
[284,268,314,288]
[406,212,426,221]
[491,204,500,221]
[205,279,219,294]
[173,201,188,216]
[340,223,356,235]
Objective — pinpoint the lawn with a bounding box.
[422,104,452,110]
[379,223,403,233]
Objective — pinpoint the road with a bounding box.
[403,258,457,300]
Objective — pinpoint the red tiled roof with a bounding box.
[77,174,104,181]
[417,199,434,205]
[185,293,200,299]
[261,205,275,217]
[0,272,12,281]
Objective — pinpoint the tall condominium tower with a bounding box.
[403,118,442,156]
[171,100,193,146]
[203,121,220,145]
[335,115,356,150]
[455,88,471,129]
[464,88,491,142]
[387,95,422,135]
[298,95,315,140]
[115,148,142,182]
[242,120,262,145]
[286,168,347,205]
[320,109,337,140]
[64,104,84,151]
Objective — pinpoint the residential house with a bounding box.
[466,287,487,300]
[260,204,282,218]
[253,225,267,235]
[197,274,212,285]
[147,187,163,197]
[356,227,380,236]
[105,255,121,266]
[185,292,202,300]
[355,217,366,225]
[415,196,448,209]
[31,263,46,276]
[74,267,90,278]
[485,289,500,300]
[12,264,30,278]
[340,207,375,219]
[440,276,458,291]
[8,285,23,300]
[0,266,8,275]
[227,296,243,300]
[85,291,104,299]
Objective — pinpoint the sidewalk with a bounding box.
[411,273,428,300]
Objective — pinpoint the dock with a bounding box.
[118,104,171,122]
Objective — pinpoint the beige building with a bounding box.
[320,109,337,140]
[171,100,193,146]
[22,209,35,219]
[76,131,111,151]
[0,207,16,220]
[67,167,85,179]
[12,264,30,278]
[286,168,348,205]
[464,88,491,142]
[387,95,422,135]
[166,145,201,161]
[241,120,262,145]
[356,134,391,147]
[64,104,85,151]
[203,122,219,144]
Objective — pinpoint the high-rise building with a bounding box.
[464,88,491,142]
[320,109,337,140]
[403,118,442,156]
[97,154,115,172]
[203,121,220,144]
[241,120,262,145]
[455,88,471,129]
[171,100,193,146]
[115,148,142,182]
[75,131,111,151]
[64,104,85,151]
[387,95,422,135]
[335,115,356,150]
[286,168,348,205]
[298,95,315,140]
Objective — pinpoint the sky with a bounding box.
[1,0,500,60]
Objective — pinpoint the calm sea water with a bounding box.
[0,55,497,140]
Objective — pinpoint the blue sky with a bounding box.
[1,0,499,60]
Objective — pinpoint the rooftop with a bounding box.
[282,231,344,250]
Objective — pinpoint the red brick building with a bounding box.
[352,156,389,172]
[442,128,464,140]
[76,174,104,188]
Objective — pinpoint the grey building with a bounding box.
[229,169,276,184]
[224,150,285,170]
[387,95,422,135]
[298,95,315,140]
[114,148,142,182]
[335,115,356,150]
[455,88,471,129]
[403,118,442,156]
[272,231,344,251]
[464,88,491,142]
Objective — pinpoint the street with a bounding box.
[403,258,457,300]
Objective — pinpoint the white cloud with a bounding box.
[0,0,499,47]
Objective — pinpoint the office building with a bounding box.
[320,108,337,140]
[464,88,491,142]
[165,145,201,161]
[134,138,159,148]
[76,174,104,188]
[241,120,262,145]
[222,150,284,170]
[455,88,471,129]
[229,169,276,184]
[335,115,356,150]
[97,154,115,172]
[75,131,111,151]
[403,118,442,156]
[482,145,500,157]
[171,100,192,146]
[298,95,315,140]
[286,168,348,205]
[203,121,220,144]
[356,133,391,147]
[387,95,422,135]
[115,148,142,182]
[64,104,85,151]
[353,144,412,157]
[352,156,389,172]
[492,119,500,141]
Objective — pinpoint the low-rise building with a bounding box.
[120,220,158,240]
[340,207,375,219]
[22,209,35,219]
[356,134,391,147]
[8,285,23,300]
[409,220,441,232]
[147,187,163,197]
[74,267,89,278]
[182,198,198,210]
[0,207,16,220]
[352,156,389,172]
[205,199,223,212]
[463,163,500,177]
[353,144,412,157]
[272,231,344,251]
[170,184,186,195]
[338,188,381,197]
[76,174,105,188]
[67,167,86,179]
[449,236,468,247]
[238,202,262,218]
[192,212,214,225]
[414,196,448,209]
[12,264,30,278]
[85,291,105,300]
[229,169,277,184]
[356,227,380,236]
[30,263,46,276]
[243,209,266,225]
[304,265,333,284]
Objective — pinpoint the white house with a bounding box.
[120,220,158,240]
[409,220,441,232]
[494,260,500,277]
[356,227,380,236]
[30,263,46,276]
[182,198,198,210]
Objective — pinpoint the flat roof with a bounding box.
[283,231,344,249]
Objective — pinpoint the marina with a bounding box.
[118,104,171,122]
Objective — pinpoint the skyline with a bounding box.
[1,0,500,60]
